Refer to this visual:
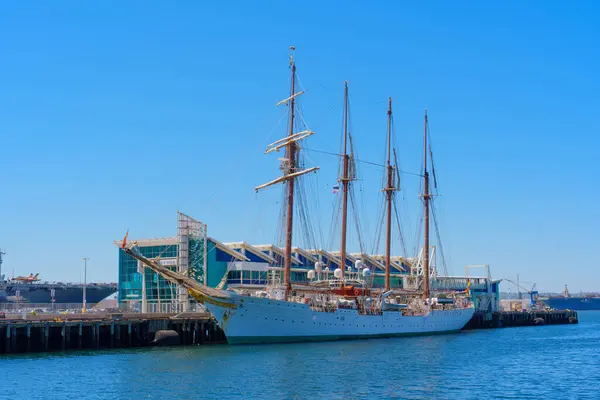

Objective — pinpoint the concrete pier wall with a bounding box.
[464,310,578,330]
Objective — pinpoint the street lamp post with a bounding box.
[82,257,89,312]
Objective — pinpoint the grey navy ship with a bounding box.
[2,273,117,306]
[542,285,600,311]
[0,252,116,305]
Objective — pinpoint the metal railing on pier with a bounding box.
[0,303,85,312]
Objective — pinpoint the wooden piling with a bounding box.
[127,323,132,347]
[110,322,115,349]
[44,323,49,351]
[66,324,71,349]
[26,325,31,352]
[5,325,11,353]
[94,323,100,349]
[193,321,198,344]
[61,324,66,350]
[115,323,121,347]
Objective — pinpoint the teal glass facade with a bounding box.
[118,245,179,305]
[118,239,409,308]
[187,237,206,284]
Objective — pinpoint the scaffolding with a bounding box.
[406,246,438,290]
[177,211,208,312]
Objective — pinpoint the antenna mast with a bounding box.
[0,250,5,281]
[339,81,350,284]
[384,98,394,292]
[422,110,430,299]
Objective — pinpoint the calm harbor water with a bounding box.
[2,312,599,400]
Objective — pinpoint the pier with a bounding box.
[0,308,579,354]
[0,312,225,355]
[464,310,578,330]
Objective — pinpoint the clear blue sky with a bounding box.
[1,1,598,292]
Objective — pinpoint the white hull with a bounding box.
[205,295,475,344]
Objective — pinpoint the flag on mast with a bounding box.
[332,184,340,194]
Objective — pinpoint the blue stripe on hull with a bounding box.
[226,330,462,345]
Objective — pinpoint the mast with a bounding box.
[0,250,4,281]
[339,81,350,283]
[254,47,319,301]
[422,110,430,299]
[283,55,297,300]
[384,98,394,292]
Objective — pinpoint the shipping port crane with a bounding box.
[503,278,539,308]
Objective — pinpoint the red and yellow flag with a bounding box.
[122,230,129,249]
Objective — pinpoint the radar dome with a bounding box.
[314,261,323,272]
[354,260,363,270]
[362,268,371,277]
[334,268,343,278]
[307,270,316,280]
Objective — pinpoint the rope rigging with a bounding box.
[349,187,366,254]
[430,199,449,276]
[418,115,449,276]
[392,197,408,257]
[254,58,455,284]
[371,196,386,255]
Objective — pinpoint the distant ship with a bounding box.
[542,285,600,311]
[0,283,6,303]
[0,252,118,306]
[5,280,117,305]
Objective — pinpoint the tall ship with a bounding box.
[542,286,600,311]
[118,48,475,344]
[0,252,117,306]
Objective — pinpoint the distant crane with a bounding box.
[504,278,539,309]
